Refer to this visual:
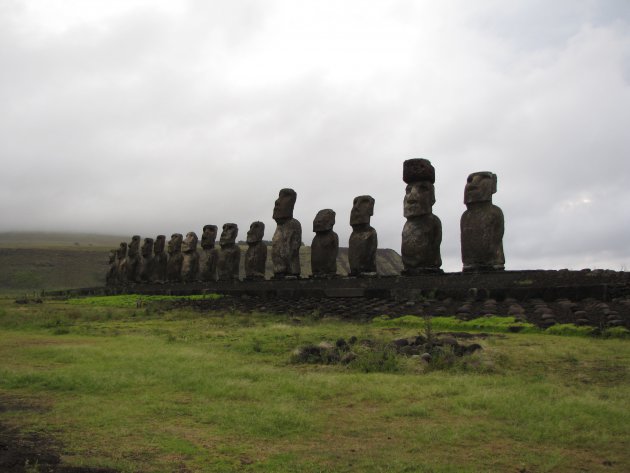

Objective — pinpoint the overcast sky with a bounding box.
[1,0,629,272]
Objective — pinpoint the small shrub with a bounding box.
[545,324,594,336]
[601,326,630,339]
[348,343,401,373]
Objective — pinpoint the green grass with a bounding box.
[373,314,630,338]
[0,297,629,472]
[373,314,538,332]
[67,293,223,308]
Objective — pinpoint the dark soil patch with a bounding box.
[0,395,118,473]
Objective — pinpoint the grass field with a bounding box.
[0,296,629,472]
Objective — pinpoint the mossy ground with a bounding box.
[0,296,628,472]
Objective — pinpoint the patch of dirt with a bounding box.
[0,395,118,473]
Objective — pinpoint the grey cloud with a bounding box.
[1,0,629,273]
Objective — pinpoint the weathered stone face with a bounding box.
[273,188,297,223]
[350,195,374,226]
[166,234,183,282]
[461,171,504,272]
[182,232,198,253]
[168,234,183,255]
[403,158,435,184]
[128,235,141,258]
[401,159,442,274]
[138,238,155,282]
[201,225,218,249]
[153,235,167,282]
[464,171,496,205]
[116,242,127,260]
[154,235,165,254]
[141,238,154,258]
[126,235,142,282]
[247,222,265,244]
[313,209,335,233]
[181,232,200,282]
[404,182,435,218]
[349,196,377,276]
[220,224,238,247]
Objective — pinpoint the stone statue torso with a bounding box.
[311,231,339,277]
[217,245,241,281]
[348,226,377,275]
[461,203,504,271]
[245,242,267,280]
[401,214,442,272]
[271,218,302,276]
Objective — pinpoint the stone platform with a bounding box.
[46,270,630,329]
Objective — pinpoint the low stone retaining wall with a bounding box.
[44,270,630,328]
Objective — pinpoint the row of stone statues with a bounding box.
[106,159,505,284]
[401,159,504,274]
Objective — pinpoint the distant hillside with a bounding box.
[0,232,403,293]
[0,232,128,249]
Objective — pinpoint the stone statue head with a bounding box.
[127,235,141,257]
[350,195,375,226]
[182,232,198,253]
[313,209,336,232]
[201,225,218,250]
[108,249,116,264]
[167,233,183,255]
[273,188,297,223]
[220,223,238,246]
[464,171,497,205]
[404,181,435,218]
[141,238,154,258]
[402,158,437,218]
[154,235,165,254]
[116,242,127,259]
[246,221,265,244]
[403,158,435,185]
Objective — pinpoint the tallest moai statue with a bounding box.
[401,159,443,274]
[271,188,302,279]
[460,172,505,272]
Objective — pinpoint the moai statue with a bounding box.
[348,196,377,276]
[126,235,142,282]
[153,235,168,282]
[217,223,241,281]
[311,209,338,278]
[106,249,117,286]
[199,225,219,282]
[166,233,184,282]
[401,159,442,274]
[181,232,200,282]
[245,221,267,280]
[460,171,505,272]
[271,188,302,279]
[138,237,155,282]
[115,242,128,283]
